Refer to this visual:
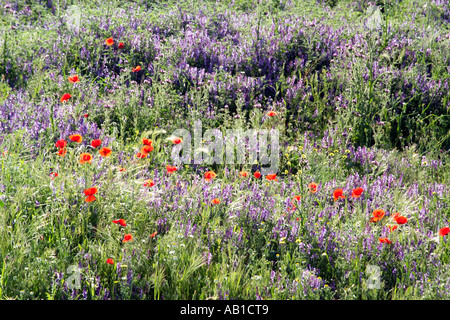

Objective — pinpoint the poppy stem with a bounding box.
[84,161,88,190]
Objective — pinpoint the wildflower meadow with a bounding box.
[0,0,449,303]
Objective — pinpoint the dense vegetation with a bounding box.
[0,0,448,300]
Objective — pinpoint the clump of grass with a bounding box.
[0,0,449,300]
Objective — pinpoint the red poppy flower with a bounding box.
[267,111,277,117]
[84,113,89,118]
[84,187,98,202]
[211,198,220,204]
[123,233,133,243]
[205,171,217,181]
[143,179,155,187]
[308,182,318,193]
[132,66,141,72]
[141,145,154,154]
[119,167,126,172]
[254,171,261,179]
[60,93,72,103]
[394,215,408,225]
[171,137,182,144]
[166,165,177,174]
[68,75,80,83]
[373,209,385,218]
[136,152,147,159]
[351,187,364,198]
[266,174,278,181]
[333,189,345,201]
[105,37,114,46]
[388,225,398,232]
[69,134,83,143]
[55,139,67,149]
[239,171,249,177]
[79,153,93,164]
[150,231,158,238]
[379,237,391,244]
[84,187,97,196]
[294,195,301,201]
[113,219,126,227]
[142,138,152,146]
[91,139,102,148]
[50,172,58,180]
[106,258,114,265]
[370,209,385,223]
[57,148,67,157]
[118,42,125,49]
[1,150,7,156]
[99,147,112,157]
[439,227,450,237]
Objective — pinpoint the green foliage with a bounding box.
[0,0,449,301]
